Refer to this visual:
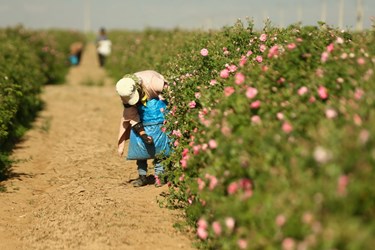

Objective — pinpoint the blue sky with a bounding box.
[0,0,373,32]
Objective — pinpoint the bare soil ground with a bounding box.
[0,43,195,250]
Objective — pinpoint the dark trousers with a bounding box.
[98,53,106,67]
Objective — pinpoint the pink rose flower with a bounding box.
[250,100,261,109]
[325,108,337,119]
[224,86,235,97]
[297,86,308,96]
[212,221,222,236]
[318,86,329,100]
[255,55,263,63]
[260,44,267,52]
[357,57,365,65]
[197,227,208,240]
[259,33,267,42]
[208,139,217,149]
[287,43,296,50]
[275,214,286,227]
[220,68,230,78]
[189,100,196,108]
[209,79,217,86]
[282,237,296,250]
[276,112,284,120]
[326,43,334,53]
[251,115,261,124]
[225,217,235,231]
[238,239,248,249]
[227,182,238,195]
[282,122,293,133]
[239,55,247,67]
[246,87,258,99]
[321,51,329,63]
[235,72,245,85]
[268,45,279,58]
[200,48,208,56]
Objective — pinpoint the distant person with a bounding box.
[69,41,83,66]
[96,27,112,67]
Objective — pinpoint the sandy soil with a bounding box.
[0,43,195,250]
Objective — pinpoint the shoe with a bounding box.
[154,175,166,188]
[132,175,148,187]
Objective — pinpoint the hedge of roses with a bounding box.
[0,26,85,181]
[107,20,374,249]
[162,21,375,249]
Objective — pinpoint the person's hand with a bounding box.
[141,134,154,145]
[118,148,124,157]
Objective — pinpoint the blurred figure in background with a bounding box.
[96,27,112,67]
[69,41,83,66]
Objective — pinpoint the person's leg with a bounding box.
[133,159,148,187]
[154,158,165,187]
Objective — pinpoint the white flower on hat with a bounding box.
[115,77,140,105]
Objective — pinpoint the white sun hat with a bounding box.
[115,77,140,105]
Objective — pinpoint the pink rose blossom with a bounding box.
[200,48,208,56]
[287,43,296,50]
[251,115,261,124]
[282,237,296,250]
[282,122,293,133]
[224,86,235,97]
[210,79,217,86]
[208,139,217,149]
[239,55,247,67]
[225,217,235,231]
[276,112,284,120]
[197,178,206,190]
[353,114,362,126]
[195,92,201,99]
[220,69,230,78]
[255,55,263,63]
[276,214,286,227]
[235,72,245,85]
[325,108,337,119]
[238,239,248,249]
[298,86,308,96]
[268,45,279,58]
[336,37,344,44]
[321,51,329,63]
[193,145,201,155]
[337,175,349,196]
[227,182,239,195]
[316,68,324,77]
[259,33,267,42]
[250,100,261,109]
[326,43,334,53]
[228,64,237,72]
[246,50,253,56]
[260,44,267,52]
[212,221,222,236]
[180,158,188,169]
[357,57,365,65]
[197,227,208,240]
[318,86,329,100]
[246,87,258,99]
[208,175,218,190]
[277,77,285,84]
[189,100,196,108]
[354,88,364,100]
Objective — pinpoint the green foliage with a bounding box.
[108,21,375,249]
[0,26,85,181]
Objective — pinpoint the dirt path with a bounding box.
[0,43,194,250]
